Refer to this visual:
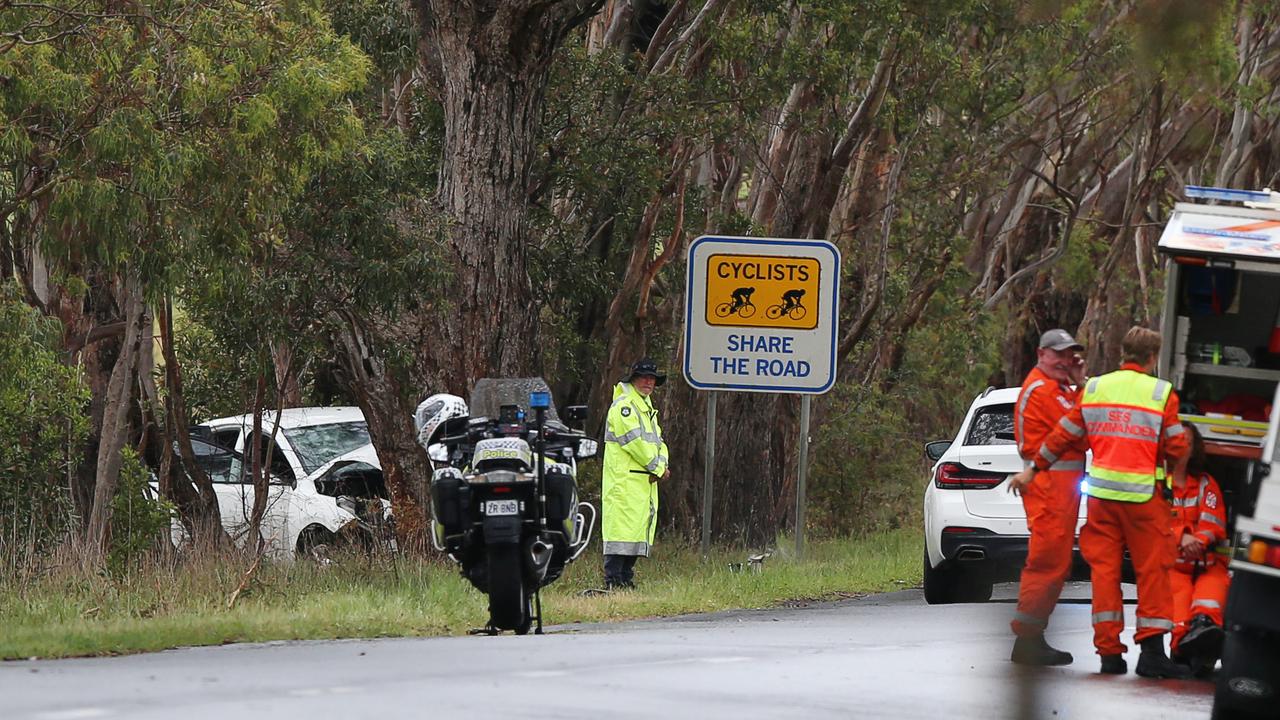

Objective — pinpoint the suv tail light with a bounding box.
[934,462,1007,490]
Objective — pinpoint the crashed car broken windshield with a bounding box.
[282,422,371,474]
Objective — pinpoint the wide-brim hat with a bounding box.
[625,358,666,386]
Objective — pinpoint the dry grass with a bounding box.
[0,528,920,659]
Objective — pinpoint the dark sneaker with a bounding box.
[1010,635,1073,666]
[1136,639,1193,680]
[1177,615,1225,664]
[1100,654,1128,674]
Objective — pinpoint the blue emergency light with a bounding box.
[529,391,551,410]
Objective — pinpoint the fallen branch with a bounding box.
[226,552,263,610]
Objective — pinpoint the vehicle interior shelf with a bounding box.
[1185,362,1280,382]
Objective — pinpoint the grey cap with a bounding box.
[1039,329,1084,351]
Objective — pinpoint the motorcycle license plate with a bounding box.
[485,499,519,516]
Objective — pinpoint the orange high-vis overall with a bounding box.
[1036,363,1190,656]
[1169,471,1230,652]
[1010,367,1084,637]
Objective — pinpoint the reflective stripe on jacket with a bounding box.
[601,382,668,556]
[1036,363,1189,503]
[1172,471,1229,571]
[1014,367,1085,472]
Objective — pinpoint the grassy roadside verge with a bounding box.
[1,528,920,660]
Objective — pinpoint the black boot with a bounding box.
[1099,654,1128,674]
[1136,636,1193,679]
[1010,634,1073,666]
[1177,614,1225,667]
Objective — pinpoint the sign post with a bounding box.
[701,392,716,558]
[796,394,811,558]
[683,236,840,559]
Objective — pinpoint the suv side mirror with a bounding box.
[924,440,951,462]
[565,405,589,426]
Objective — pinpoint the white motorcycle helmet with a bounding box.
[414,393,469,449]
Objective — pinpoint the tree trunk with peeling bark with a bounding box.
[85,273,149,556]
[333,315,433,553]
[417,0,604,387]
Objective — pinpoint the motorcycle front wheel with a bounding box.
[486,543,530,634]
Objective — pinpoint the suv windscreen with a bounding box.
[282,422,371,474]
[965,403,1016,446]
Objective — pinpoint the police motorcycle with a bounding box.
[424,378,597,635]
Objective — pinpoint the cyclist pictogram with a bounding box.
[766,289,806,320]
[703,253,819,329]
[715,287,757,319]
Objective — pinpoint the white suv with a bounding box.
[922,387,1088,604]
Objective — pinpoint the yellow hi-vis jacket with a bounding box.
[602,382,668,556]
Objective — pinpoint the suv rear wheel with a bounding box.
[923,549,956,604]
[923,549,994,604]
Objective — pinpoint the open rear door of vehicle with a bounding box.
[1157,198,1280,458]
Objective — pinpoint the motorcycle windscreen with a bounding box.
[470,377,562,424]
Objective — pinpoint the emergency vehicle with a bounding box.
[1154,186,1280,718]
[1211,382,1280,718]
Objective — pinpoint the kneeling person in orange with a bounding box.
[1168,423,1229,675]
[1008,329,1086,666]
[1010,326,1190,679]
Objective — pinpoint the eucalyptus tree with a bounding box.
[413,0,607,388]
[0,1,369,555]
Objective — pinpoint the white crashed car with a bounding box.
[169,407,393,559]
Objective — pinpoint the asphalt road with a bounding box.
[3,583,1213,720]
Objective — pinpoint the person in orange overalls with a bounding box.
[1008,329,1087,666]
[1010,326,1191,679]
[1168,422,1229,676]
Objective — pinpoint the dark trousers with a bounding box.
[603,554,638,587]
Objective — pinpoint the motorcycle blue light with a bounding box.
[530,391,551,409]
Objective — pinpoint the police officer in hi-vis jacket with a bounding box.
[601,359,670,590]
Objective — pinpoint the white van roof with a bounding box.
[1157,201,1280,265]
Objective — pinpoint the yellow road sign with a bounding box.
[704,253,820,330]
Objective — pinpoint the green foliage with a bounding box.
[107,448,175,576]
[1127,0,1236,86]
[324,0,419,79]
[169,318,258,423]
[2,0,1270,563]
[1055,224,1110,294]
[809,278,1001,536]
[809,383,924,537]
[0,283,88,571]
[1,0,370,290]
[189,129,447,396]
